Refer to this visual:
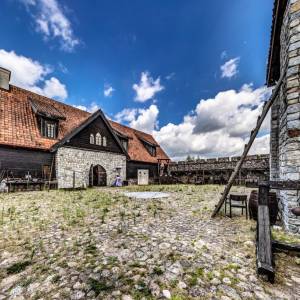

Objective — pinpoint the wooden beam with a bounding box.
[272,240,300,253]
[268,180,300,190]
[256,183,275,283]
[211,75,284,218]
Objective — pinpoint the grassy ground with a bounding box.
[0,185,299,299]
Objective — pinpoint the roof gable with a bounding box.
[51,110,129,157]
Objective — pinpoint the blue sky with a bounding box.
[0,0,274,159]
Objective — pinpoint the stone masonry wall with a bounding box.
[56,147,126,189]
[272,0,300,233]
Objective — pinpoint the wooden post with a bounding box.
[73,171,75,190]
[256,182,274,283]
[258,182,270,205]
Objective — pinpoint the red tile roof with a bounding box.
[0,85,169,163]
[109,120,169,164]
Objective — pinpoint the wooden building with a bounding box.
[0,68,169,190]
[168,155,269,185]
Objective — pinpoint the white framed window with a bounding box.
[95,133,102,145]
[103,136,107,147]
[90,134,95,144]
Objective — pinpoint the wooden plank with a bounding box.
[272,240,300,253]
[212,75,284,217]
[269,180,300,190]
[256,183,275,283]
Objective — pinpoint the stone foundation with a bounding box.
[56,147,126,189]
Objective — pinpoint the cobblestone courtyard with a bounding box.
[0,185,299,299]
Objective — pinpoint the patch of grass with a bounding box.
[51,274,61,284]
[107,256,118,265]
[88,278,112,296]
[129,261,141,268]
[272,229,300,244]
[206,270,214,281]
[7,260,31,274]
[133,280,152,298]
[167,251,181,262]
[171,296,185,300]
[186,267,205,286]
[20,277,33,287]
[223,263,241,272]
[85,243,97,255]
[153,266,164,275]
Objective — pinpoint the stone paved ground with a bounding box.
[0,185,299,300]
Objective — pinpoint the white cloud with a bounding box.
[73,105,88,111]
[21,0,80,52]
[130,105,159,133]
[133,72,164,102]
[103,84,115,97]
[40,77,68,100]
[166,72,175,80]
[73,101,99,113]
[153,84,271,160]
[58,62,68,74]
[115,104,159,133]
[220,50,227,60]
[221,57,240,78]
[115,108,138,123]
[0,49,68,100]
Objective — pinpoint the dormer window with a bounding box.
[40,118,58,139]
[90,134,95,144]
[144,143,156,156]
[29,97,65,140]
[96,133,102,145]
[137,136,157,157]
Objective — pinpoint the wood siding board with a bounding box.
[127,161,158,179]
[0,146,54,178]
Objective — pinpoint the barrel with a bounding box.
[249,190,279,225]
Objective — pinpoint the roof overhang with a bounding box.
[29,97,66,120]
[266,0,288,86]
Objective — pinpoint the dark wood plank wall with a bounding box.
[0,146,54,179]
[127,161,158,179]
[67,116,123,154]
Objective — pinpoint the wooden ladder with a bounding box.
[211,75,284,218]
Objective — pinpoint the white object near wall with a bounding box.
[138,169,149,185]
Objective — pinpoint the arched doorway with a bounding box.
[89,164,107,187]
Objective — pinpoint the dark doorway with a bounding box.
[89,164,107,187]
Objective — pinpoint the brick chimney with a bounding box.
[0,67,11,90]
